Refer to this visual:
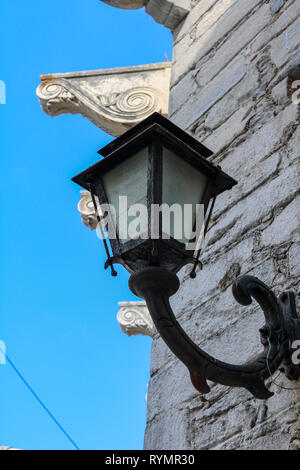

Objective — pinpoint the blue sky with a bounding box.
[0,0,172,450]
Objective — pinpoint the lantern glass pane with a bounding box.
[102,148,148,243]
[162,147,208,245]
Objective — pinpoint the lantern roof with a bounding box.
[72,113,237,196]
[98,112,213,158]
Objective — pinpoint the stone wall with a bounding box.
[145,0,300,450]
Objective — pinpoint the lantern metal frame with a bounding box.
[72,113,237,274]
[72,113,300,400]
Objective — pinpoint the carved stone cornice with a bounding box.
[36,62,171,137]
[117,301,154,337]
[101,0,145,8]
[100,0,191,29]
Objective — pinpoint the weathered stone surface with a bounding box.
[261,196,300,248]
[283,124,300,166]
[172,0,262,86]
[270,16,300,68]
[189,386,248,421]
[203,66,259,131]
[213,418,294,449]
[144,408,191,450]
[187,306,266,365]
[271,0,285,16]
[289,243,300,278]
[202,103,251,152]
[211,153,281,223]
[169,69,198,116]
[147,361,197,422]
[215,103,298,172]
[208,102,299,225]
[271,77,290,105]
[195,3,271,89]
[173,0,218,42]
[150,334,174,375]
[171,55,247,129]
[173,0,234,63]
[204,164,299,257]
[146,0,191,30]
[266,377,299,416]
[249,0,300,59]
[192,400,264,449]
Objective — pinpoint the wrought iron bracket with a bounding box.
[129,268,300,399]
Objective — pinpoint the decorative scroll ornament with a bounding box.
[36,63,171,137]
[36,81,80,117]
[117,301,154,337]
[77,190,101,230]
[97,87,161,121]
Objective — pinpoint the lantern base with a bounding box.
[104,238,203,276]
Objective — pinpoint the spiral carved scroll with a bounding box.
[117,302,153,337]
[36,80,80,116]
[98,87,162,121]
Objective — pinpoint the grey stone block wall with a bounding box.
[144,0,300,450]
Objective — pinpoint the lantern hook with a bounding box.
[129,268,300,399]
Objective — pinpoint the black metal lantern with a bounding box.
[72,113,300,400]
[72,112,236,276]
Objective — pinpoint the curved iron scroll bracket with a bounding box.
[129,268,300,399]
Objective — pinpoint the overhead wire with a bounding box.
[0,345,80,450]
